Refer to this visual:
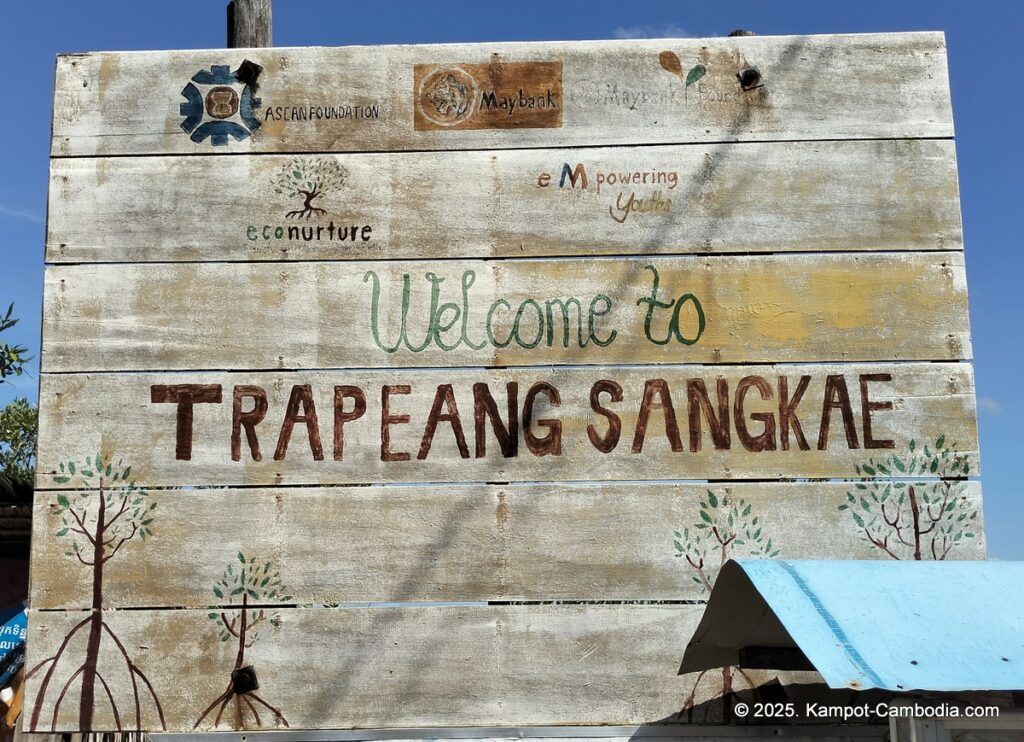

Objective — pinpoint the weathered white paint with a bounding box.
[46,139,961,263]
[29,29,980,735]
[35,363,977,489]
[40,253,972,373]
[29,481,985,610]
[52,33,951,157]
[24,604,821,731]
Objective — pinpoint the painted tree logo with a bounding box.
[194,553,291,729]
[26,454,164,732]
[673,490,779,720]
[658,51,707,88]
[273,157,348,220]
[839,435,979,560]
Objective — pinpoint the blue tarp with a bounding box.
[0,604,26,688]
[680,560,1024,692]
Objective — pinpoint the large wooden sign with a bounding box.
[27,33,982,733]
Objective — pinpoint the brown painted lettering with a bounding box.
[735,376,776,452]
[473,382,519,458]
[275,384,323,461]
[523,382,562,456]
[418,384,470,460]
[232,385,267,462]
[381,385,412,462]
[687,378,730,452]
[151,384,222,461]
[632,379,682,453]
[860,373,895,449]
[588,380,623,453]
[818,374,860,450]
[333,385,366,460]
[778,375,811,451]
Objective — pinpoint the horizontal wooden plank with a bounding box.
[51,33,951,157]
[24,605,821,731]
[35,363,977,488]
[40,253,971,373]
[46,139,961,263]
[29,481,985,610]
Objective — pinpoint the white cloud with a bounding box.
[613,23,690,40]
[0,203,44,224]
[978,396,1003,415]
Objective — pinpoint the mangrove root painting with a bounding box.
[838,436,979,560]
[673,490,780,721]
[194,554,292,729]
[26,454,164,732]
[274,157,348,220]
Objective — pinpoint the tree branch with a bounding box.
[864,528,901,560]
[102,494,132,532]
[102,522,139,563]
[74,551,94,567]
[882,501,915,548]
[220,612,240,638]
[685,555,714,592]
[67,507,96,546]
[921,483,952,535]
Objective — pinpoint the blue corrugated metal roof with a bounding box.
[680,559,1024,692]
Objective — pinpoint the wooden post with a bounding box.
[227,0,272,48]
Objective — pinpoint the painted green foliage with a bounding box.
[195,554,291,729]
[673,490,779,595]
[839,435,979,560]
[672,490,778,721]
[28,453,164,732]
[206,553,291,644]
[658,51,706,87]
[273,157,348,219]
[53,455,156,557]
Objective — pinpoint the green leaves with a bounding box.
[659,52,706,88]
[0,303,32,385]
[685,64,706,87]
[842,434,976,559]
[674,490,779,590]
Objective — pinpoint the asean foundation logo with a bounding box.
[180,62,262,146]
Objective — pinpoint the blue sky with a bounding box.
[1,1,1021,557]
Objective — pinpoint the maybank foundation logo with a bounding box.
[413,61,562,132]
[180,62,262,146]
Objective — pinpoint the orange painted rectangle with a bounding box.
[414,62,563,131]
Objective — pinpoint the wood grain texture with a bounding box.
[35,363,977,488]
[51,33,951,157]
[40,253,971,373]
[227,0,271,48]
[24,604,820,731]
[29,481,985,610]
[46,140,961,263]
